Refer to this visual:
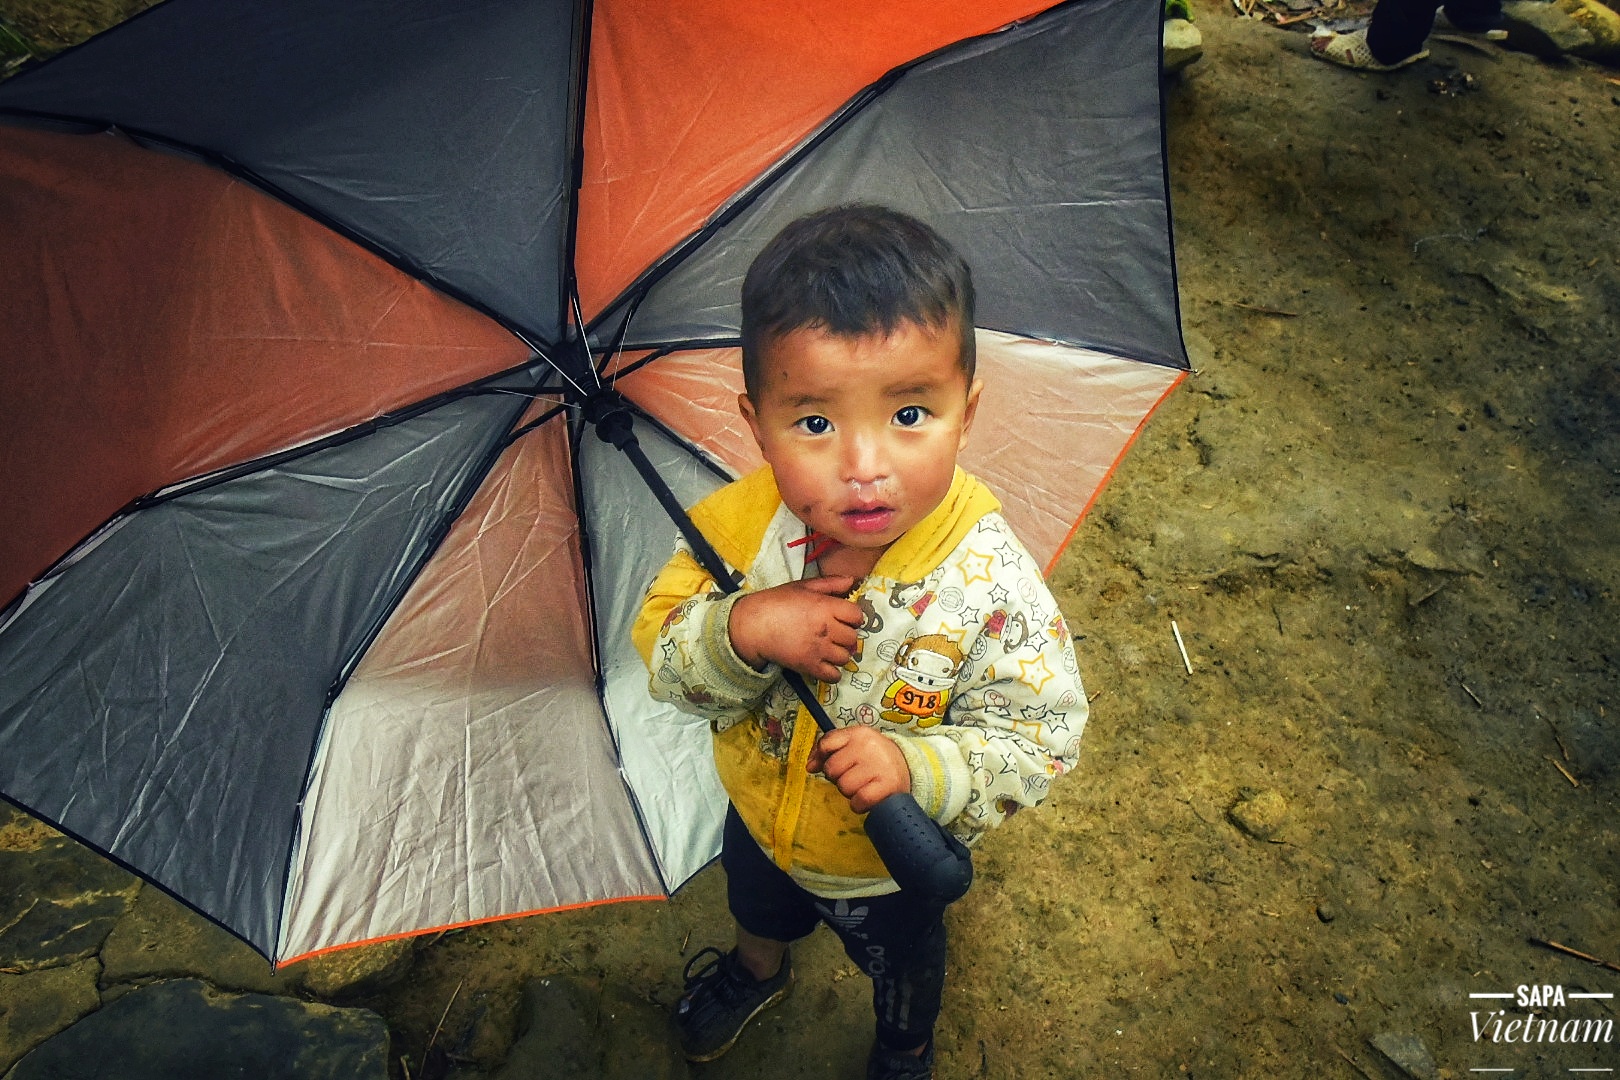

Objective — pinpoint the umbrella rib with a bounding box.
[594,337,740,386]
[506,324,593,402]
[568,284,603,394]
[597,289,644,388]
[503,403,570,447]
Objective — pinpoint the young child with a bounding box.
[632,205,1086,1080]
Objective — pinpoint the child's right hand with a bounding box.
[729,576,862,682]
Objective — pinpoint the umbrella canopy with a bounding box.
[0,0,1187,965]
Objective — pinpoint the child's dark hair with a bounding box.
[740,205,976,397]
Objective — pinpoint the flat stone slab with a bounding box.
[5,979,390,1080]
[0,837,139,972]
[99,886,298,996]
[0,958,101,1074]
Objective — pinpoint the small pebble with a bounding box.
[1227,788,1288,840]
[1316,900,1338,923]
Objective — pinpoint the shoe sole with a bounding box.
[680,973,793,1063]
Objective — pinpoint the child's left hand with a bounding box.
[806,726,911,813]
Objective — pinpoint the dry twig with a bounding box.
[426,978,465,1059]
[1541,713,1571,760]
[1546,755,1579,788]
[1529,937,1620,974]
[1231,300,1301,317]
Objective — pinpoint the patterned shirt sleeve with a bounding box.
[632,544,777,721]
[906,519,1088,842]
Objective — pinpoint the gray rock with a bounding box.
[101,887,415,1000]
[1227,789,1289,841]
[5,979,390,1080]
[0,838,139,972]
[99,886,298,996]
[1501,0,1596,56]
[1553,0,1620,60]
[1164,18,1205,73]
[0,959,100,1074]
[1369,1030,1439,1080]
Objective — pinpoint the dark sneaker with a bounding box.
[867,1038,935,1080]
[673,946,792,1062]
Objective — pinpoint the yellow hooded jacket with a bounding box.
[633,465,1086,898]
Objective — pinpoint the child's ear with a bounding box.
[958,378,985,451]
[739,392,765,452]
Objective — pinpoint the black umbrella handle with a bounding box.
[593,398,972,904]
[778,670,973,903]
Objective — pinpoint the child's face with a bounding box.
[740,320,982,557]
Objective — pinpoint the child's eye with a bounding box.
[795,415,832,435]
[893,405,929,427]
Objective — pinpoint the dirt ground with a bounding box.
[3,2,1618,1078]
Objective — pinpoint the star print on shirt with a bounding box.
[1012,706,1047,743]
[988,583,1011,606]
[996,541,1025,568]
[1017,653,1055,694]
[960,549,995,586]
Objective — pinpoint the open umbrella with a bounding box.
[0,0,1187,966]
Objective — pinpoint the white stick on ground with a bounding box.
[1172,619,1193,675]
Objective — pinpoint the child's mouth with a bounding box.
[841,506,896,535]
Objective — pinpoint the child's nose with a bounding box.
[841,432,889,483]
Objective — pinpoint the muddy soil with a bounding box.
[3,3,1617,1079]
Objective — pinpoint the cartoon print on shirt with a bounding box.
[879,633,966,727]
[750,681,802,757]
[660,594,701,632]
[842,593,885,672]
[969,687,1015,723]
[983,608,1030,651]
[888,579,937,618]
